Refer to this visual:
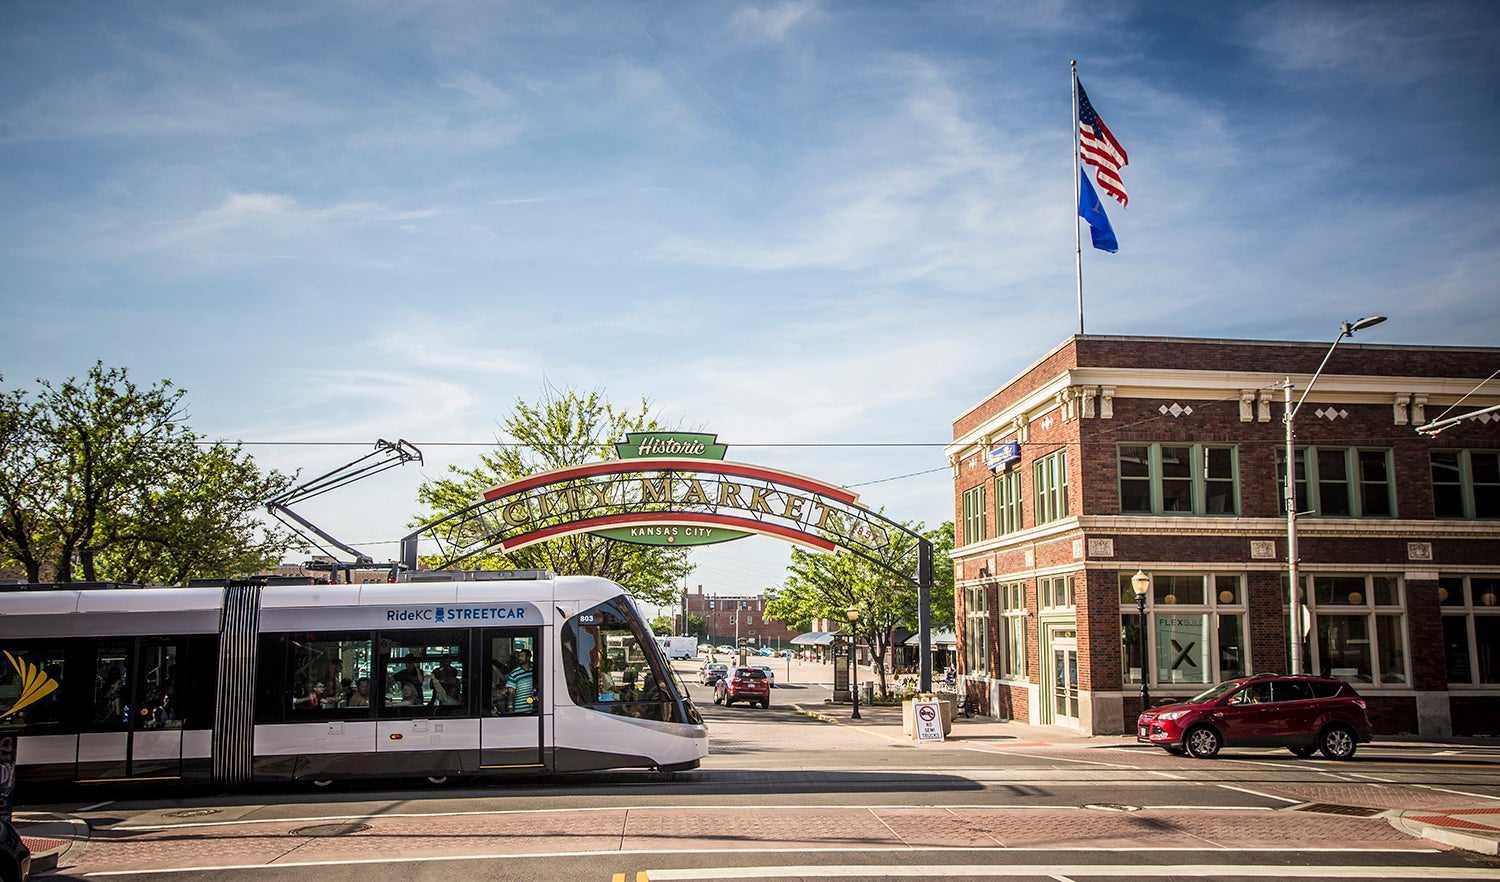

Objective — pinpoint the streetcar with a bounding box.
[0,570,707,790]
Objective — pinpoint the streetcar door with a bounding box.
[77,637,184,782]
[373,629,472,777]
[479,628,544,771]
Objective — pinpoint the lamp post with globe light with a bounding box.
[1284,316,1387,675]
[1132,570,1151,711]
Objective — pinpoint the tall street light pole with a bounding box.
[1284,315,1387,675]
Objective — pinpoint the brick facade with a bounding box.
[949,334,1500,737]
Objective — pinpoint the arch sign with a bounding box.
[401,432,934,689]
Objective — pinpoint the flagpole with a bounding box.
[1071,60,1084,336]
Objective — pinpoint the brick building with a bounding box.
[681,585,799,648]
[947,335,1500,738]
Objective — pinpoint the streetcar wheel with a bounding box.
[311,779,334,788]
[426,776,449,785]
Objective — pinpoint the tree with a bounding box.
[0,364,294,583]
[765,519,954,697]
[412,384,691,605]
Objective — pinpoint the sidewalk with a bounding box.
[789,696,1500,856]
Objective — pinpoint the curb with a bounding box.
[1388,810,1500,856]
[13,812,88,872]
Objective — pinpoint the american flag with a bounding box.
[1077,79,1129,208]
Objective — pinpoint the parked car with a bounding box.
[714,666,771,708]
[698,663,729,685]
[748,663,775,686]
[0,819,30,882]
[1137,673,1373,759]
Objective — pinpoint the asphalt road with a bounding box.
[21,661,1500,881]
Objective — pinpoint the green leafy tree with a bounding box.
[765,518,953,697]
[412,384,692,605]
[0,364,293,583]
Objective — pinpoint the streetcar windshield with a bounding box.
[560,597,699,723]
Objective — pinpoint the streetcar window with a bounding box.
[91,641,130,730]
[0,642,68,733]
[377,630,468,716]
[484,632,539,716]
[284,633,373,713]
[560,599,680,722]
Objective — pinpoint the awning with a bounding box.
[790,631,831,645]
[904,629,956,647]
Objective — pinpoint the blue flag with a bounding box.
[1078,167,1118,253]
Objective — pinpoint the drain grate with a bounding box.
[165,809,222,818]
[1294,803,1384,817]
[291,823,371,837]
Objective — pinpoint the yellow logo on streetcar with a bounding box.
[2,650,59,718]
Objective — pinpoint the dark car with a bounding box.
[1137,673,1373,760]
[0,820,30,882]
[698,663,729,686]
[714,666,771,708]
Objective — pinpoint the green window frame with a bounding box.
[994,470,1023,536]
[1277,446,1397,518]
[963,586,990,676]
[1032,449,1069,525]
[1431,450,1500,519]
[1121,572,1248,688]
[1117,443,1240,516]
[1039,574,1075,610]
[962,485,987,545]
[1285,574,1409,685]
[1440,576,1500,684]
[997,580,1027,679]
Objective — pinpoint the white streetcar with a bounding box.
[0,570,707,790]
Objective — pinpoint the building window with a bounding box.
[1432,450,1500,519]
[962,485,987,545]
[1032,449,1069,525]
[963,586,990,676]
[997,581,1027,679]
[1278,447,1397,517]
[1039,574,1075,610]
[1118,444,1239,515]
[1289,574,1408,685]
[994,470,1023,536]
[1121,573,1247,687]
[1440,576,1500,684]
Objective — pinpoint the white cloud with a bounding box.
[138,192,440,254]
[729,1,819,43]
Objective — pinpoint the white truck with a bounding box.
[657,635,699,660]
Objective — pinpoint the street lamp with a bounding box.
[1284,315,1387,675]
[1132,570,1151,711]
[847,606,861,720]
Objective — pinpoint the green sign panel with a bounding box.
[595,525,751,547]
[615,432,727,461]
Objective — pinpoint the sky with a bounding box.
[4,1,1499,602]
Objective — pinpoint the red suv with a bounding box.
[714,666,771,708]
[1137,673,1372,759]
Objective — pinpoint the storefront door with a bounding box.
[1049,631,1079,726]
